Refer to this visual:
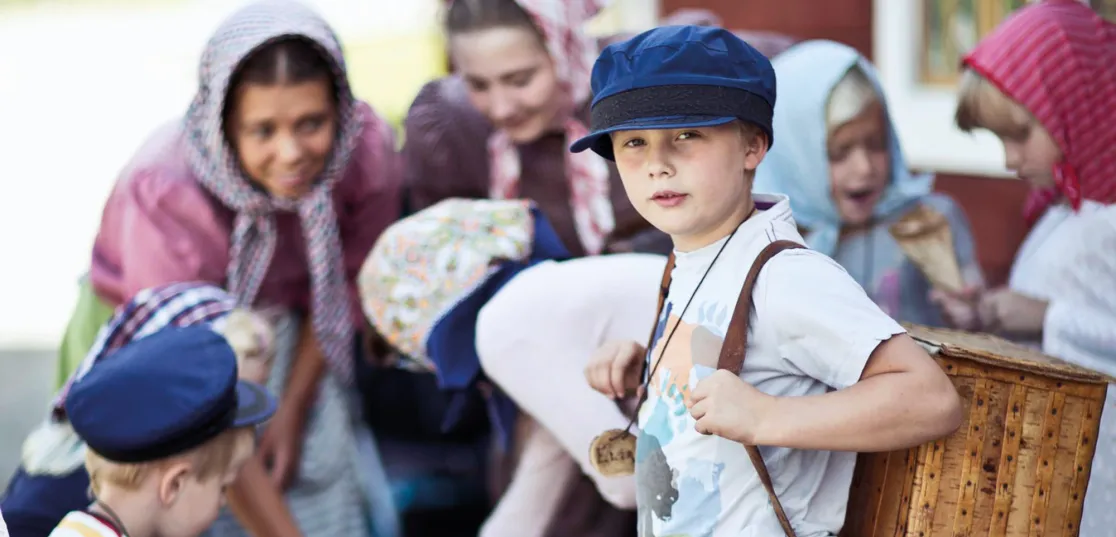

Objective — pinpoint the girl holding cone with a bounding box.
[753,40,984,326]
[935,2,1116,532]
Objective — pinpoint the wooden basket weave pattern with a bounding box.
[842,326,1108,537]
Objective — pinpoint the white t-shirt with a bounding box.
[635,194,905,537]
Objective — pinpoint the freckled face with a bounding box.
[611,123,766,252]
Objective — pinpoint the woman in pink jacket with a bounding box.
[12,1,402,537]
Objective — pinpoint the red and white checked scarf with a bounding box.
[488,0,614,255]
[184,0,362,384]
[964,0,1116,223]
[53,282,237,420]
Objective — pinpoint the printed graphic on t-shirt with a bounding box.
[636,300,732,537]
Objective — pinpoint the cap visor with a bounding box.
[569,115,738,156]
[232,380,277,428]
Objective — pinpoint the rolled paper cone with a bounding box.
[889,205,966,293]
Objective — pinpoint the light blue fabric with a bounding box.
[753,40,933,256]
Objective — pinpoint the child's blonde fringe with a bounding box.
[955,68,1034,138]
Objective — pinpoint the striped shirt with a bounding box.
[47,512,121,537]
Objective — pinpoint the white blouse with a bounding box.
[1009,200,1116,536]
[1009,200,1116,377]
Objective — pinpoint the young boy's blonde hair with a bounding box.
[954,68,1034,137]
[826,65,880,135]
[85,426,255,497]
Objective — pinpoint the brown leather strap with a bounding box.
[640,252,675,377]
[717,240,804,373]
[718,239,804,537]
[641,241,804,536]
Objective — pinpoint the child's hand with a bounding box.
[585,340,646,400]
[688,370,776,445]
[928,285,982,331]
[977,288,1048,337]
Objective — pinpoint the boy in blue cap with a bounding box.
[577,26,963,536]
[48,326,276,537]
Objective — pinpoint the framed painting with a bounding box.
[877,0,1100,175]
[1091,0,1116,19]
[874,0,1012,176]
[921,0,1026,85]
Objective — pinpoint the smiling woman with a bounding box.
[445,0,560,144]
[224,37,339,200]
[400,1,673,535]
[5,2,403,537]
[402,0,671,258]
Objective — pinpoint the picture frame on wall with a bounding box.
[920,0,1026,86]
[1091,0,1116,20]
[877,0,1105,176]
[874,0,1012,176]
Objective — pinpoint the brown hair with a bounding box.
[444,0,541,39]
[954,68,1033,138]
[232,36,334,88]
[223,37,337,127]
[86,427,255,496]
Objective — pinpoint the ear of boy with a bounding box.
[158,461,192,506]
[737,122,769,174]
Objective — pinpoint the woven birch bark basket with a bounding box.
[841,324,1111,537]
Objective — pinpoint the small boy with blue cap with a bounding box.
[577,26,963,536]
[48,326,276,537]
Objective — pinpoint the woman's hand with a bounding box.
[258,315,324,490]
[258,402,308,490]
[977,288,1049,338]
[928,285,982,331]
[227,455,305,537]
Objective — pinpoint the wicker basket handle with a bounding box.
[641,239,804,536]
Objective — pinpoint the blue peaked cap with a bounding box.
[570,25,777,160]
